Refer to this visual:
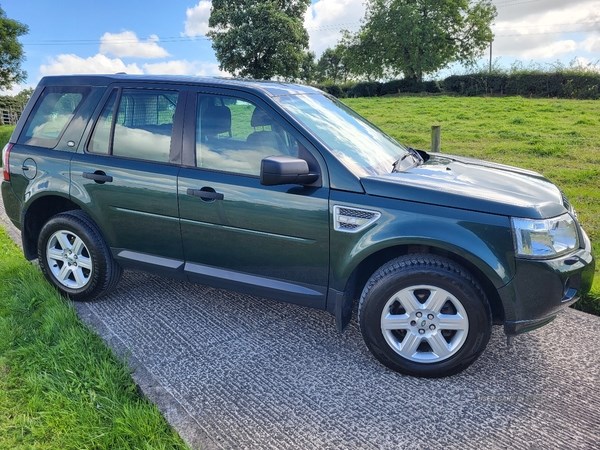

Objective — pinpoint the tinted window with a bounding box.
[196,94,297,176]
[88,90,117,155]
[89,89,179,163]
[21,87,88,148]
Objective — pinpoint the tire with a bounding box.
[38,210,122,301]
[358,254,491,378]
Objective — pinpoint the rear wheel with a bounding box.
[358,254,491,377]
[38,210,122,301]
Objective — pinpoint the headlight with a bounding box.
[511,213,579,258]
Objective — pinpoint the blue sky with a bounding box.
[2,0,599,94]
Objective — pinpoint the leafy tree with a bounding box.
[208,0,311,80]
[316,46,351,83]
[14,87,34,107]
[299,51,317,83]
[0,7,28,90]
[350,0,496,82]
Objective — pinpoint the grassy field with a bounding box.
[344,95,600,311]
[0,228,188,449]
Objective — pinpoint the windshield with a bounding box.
[276,93,410,177]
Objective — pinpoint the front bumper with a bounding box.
[499,229,595,335]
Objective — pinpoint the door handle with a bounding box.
[83,171,113,183]
[186,188,224,201]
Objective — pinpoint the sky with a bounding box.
[1,0,600,95]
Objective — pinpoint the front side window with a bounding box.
[195,94,299,176]
[89,88,179,163]
[21,87,88,148]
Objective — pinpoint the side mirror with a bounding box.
[260,156,319,186]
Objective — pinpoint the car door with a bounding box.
[177,89,330,307]
[70,85,186,273]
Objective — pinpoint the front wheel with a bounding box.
[358,254,491,377]
[38,210,122,301]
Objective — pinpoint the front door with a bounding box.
[177,90,329,307]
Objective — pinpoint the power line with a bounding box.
[21,22,363,47]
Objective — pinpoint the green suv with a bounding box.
[1,75,594,377]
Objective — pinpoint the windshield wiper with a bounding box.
[392,147,424,172]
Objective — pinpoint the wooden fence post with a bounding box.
[431,125,441,153]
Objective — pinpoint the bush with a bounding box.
[314,71,599,99]
[381,79,441,95]
[443,72,600,99]
[313,83,347,98]
[347,81,381,98]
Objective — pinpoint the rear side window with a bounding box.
[20,87,88,148]
[88,88,179,163]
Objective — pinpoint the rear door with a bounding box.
[70,85,186,272]
[177,89,330,307]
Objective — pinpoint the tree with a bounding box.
[299,51,317,84]
[0,7,28,90]
[316,46,351,83]
[208,0,310,80]
[350,0,496,82]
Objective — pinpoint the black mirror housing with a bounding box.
[260,156,319,186]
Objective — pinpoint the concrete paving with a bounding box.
[1,194,599,449]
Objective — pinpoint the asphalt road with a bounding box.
[1,194,599,449]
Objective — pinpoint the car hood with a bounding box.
[360,153,566,219]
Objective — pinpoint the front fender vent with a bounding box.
[333,205,381,233]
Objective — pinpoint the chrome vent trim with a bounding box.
[333,205,381,233]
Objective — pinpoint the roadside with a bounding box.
[0,212,187,448]
[1,193,599,449]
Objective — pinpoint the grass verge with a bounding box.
[0,228,188,449]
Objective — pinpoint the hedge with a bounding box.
[443,73,600,99]
[312,72,600,100]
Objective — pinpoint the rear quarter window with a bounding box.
[19,86,89,148]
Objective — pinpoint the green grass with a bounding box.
[0,228,188,449]
[0,125,13,166]
[344,95,600,309]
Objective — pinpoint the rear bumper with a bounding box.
[499,229,595,335]
[1,181,21,229]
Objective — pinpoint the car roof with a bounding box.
[36,74,322,97]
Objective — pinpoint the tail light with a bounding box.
[2,143,12,182]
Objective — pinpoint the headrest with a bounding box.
[250,107,273,128]
[202,105,231,135]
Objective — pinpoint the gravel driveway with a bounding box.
[1,194,599,449]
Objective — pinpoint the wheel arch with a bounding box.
[335,243,506,331]
[22,194,82,260]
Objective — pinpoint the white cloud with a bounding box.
[99,31,169,59]
[492,0,600,60]
[143,59,228,77]
[520,40,578,60]
[0,83,35,96]
[182,1,212,37]
[40,54,143,76]
[581,34,600,53]
[194,62,229,77]
[304,0,365,55]
[143,60,198,75]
